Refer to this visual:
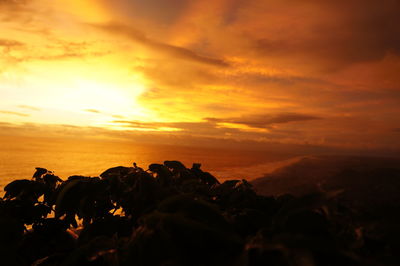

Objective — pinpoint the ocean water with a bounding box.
[0,136,298,189]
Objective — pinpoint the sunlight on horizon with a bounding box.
[0,56,162,129]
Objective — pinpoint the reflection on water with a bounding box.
[0,136,296,189]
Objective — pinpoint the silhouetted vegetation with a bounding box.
[0,161,398,265]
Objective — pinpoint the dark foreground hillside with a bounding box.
[1,159,399,266]
[252,155,400,265]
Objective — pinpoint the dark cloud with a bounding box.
[133,60,328,103]
[0,0,26,7]
[94,22,229,67]
[0,0,30,21]
[0,110,29,117]
[220,0,246,25]
[112,113,321,134]
[103,0,191,25]
[226,71,329,87]
[255,0,400,69]
[0,121,335,154]
[0,0,25,4]
[205,113,321,129]
[0,120,397,151]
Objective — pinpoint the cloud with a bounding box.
[0,0,26,8]
[0,0,399,152]
[111,114,321,137]
[0,110,30,117]
[84,109,101,114]
[18,105,40,111]
[251,0,400,70]
[94,22,229,67]
[30,52,107,62]
[133,63,219,89]
[4,38,109,64]
[100,0,192,26]
[0,38,24,49]
[0,121,337,155]
[111,120,160,130]
[20,41,108,62]
[205,113,321,129]
[0,39,24,62]
[0,0,31,22]
[0,0,25,4]
[0,119,398,152]
[83,110,128,120]
[111,119,238,134]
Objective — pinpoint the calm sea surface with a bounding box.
[0,136,297,190]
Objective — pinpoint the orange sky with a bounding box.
[0,0,399,151]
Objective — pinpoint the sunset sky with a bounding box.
[1,0,399,151]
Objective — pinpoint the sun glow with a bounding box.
[67,79,146,117]
[0,57,154,129]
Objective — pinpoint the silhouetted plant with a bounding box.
[0,161,396,265]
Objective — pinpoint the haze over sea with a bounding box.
[0,135,301,189]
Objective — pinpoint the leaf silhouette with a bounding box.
[0,161,397,265]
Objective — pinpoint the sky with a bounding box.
[0,0,399,151]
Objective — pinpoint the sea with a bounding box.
[0,135,301,190]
